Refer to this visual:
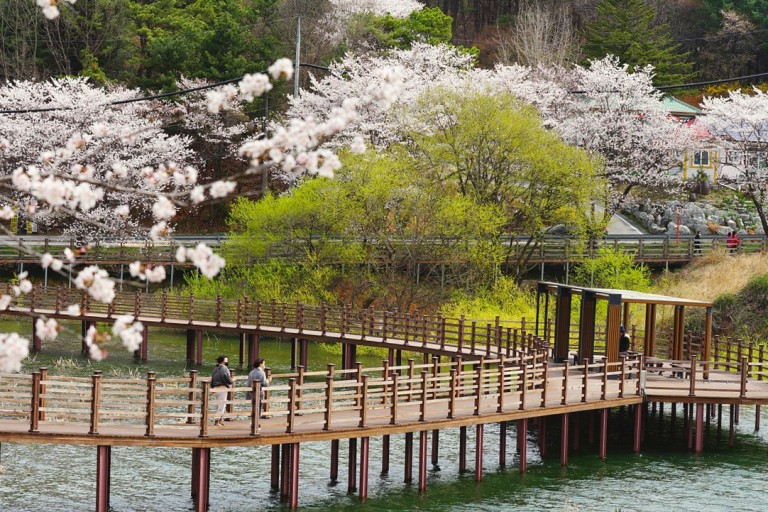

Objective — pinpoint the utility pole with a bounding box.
[294,17,301,98]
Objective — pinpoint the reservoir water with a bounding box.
[0,319,765,511]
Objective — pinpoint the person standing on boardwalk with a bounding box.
[211,355,232,426]
[619,325,631,355]
[693,229,702,255]
[247,358,270,424]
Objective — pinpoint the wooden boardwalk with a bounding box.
[0,233,765,268]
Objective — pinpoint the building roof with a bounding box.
[660,96,701,118]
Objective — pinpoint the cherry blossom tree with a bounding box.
[0,48,404,370]
[700,89,768,234]
[543,56,696,212]
[0,77,198,238]
[280,42,474,182]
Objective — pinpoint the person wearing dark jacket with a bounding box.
[211,355,232,426]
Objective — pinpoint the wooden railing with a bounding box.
[3,356,644,437]
[2,233,768,267]
[7,285,552,359]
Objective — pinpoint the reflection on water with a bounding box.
[0,318,766,511]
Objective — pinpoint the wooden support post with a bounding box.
[458,426,467,473]
[193,447,210,512]
[281,444,290,500]
[599,409,608,460]
[431,430,439,466]
[382,435,390,475]
[696,403,705,453]
[573,413,580,452]
[404,432,413,483]
[186,329,195,364]
[419,430,428,492]
[289,443,300,509]
[271,445,280,491]
[560,413,569,466]
[290,338,297,369]
[195,330,203,366]
[95,445,111,512]
[300,338,309,369]
[238,333,246,368]
[729,404,735,448]
[756,405,761,432]
[191,448,199,500]
[32,318,41,352]
[360,437,370,501]
[499,421,507,467]
[475,424,484,482]
[538,416,547,458]
[518,418,528,473]
[248,333,260,368]
[348,438,357,493]
[330,439,339,483]
[633,404,642,453]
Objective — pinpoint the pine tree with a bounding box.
[582,0,695,85]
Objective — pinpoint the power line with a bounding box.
[0,62,327,115]
[0,61,763,115]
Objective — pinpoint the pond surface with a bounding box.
[0,319,764,511]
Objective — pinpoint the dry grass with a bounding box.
[653,251,768,302]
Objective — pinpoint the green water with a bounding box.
[0,320,766,511]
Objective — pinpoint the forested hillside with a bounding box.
[3,1,767,89]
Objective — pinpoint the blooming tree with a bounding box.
[0,77,198,239]
[543,56,696,212]
[700,89,768,234]
[0,47,404,370]
[281,42,474,182]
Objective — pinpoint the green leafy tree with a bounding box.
[212,149,506,311]
[407,89,603,281]
[344,7,458,52]
[128,0,280,89]
[571,246,651,291]
[582,0,695,85]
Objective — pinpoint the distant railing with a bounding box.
[0,233,765,267]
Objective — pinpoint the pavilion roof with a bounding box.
[537,282,712,308]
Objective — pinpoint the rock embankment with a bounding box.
[623,200,762,235]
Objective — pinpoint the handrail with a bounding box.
[2,357,645,438]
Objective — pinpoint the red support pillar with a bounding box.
[518,418,528,473]
[248,333,260,368]
[475,424,484,482]
[289,443,300,509]
[195,330,203,366]
[499,421,507,467]
[537,417,547,458]
[238,333,246,367]
[418,430,428,492]
[32,318,41,352]
[560,413,569,466]
[191,448,199,500]
[95,445,111,512]
[186,330,196,364]
[360,437,370,500]
[633,404,643,453]
[193,447,210,512]
[348,438,358,493]
[404,432,413,482]
[381,435,390,475]
[696,403,705,453]
[290,338,297,370]
[271,445,280,491]
[431,429,439,466]
[573,413,580,452]
[330,439,339,483]
[458,426,467,472]
[300,339,309,369]
[599,409,608,460]
[134,325,148,361]
[281,444,291,500]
